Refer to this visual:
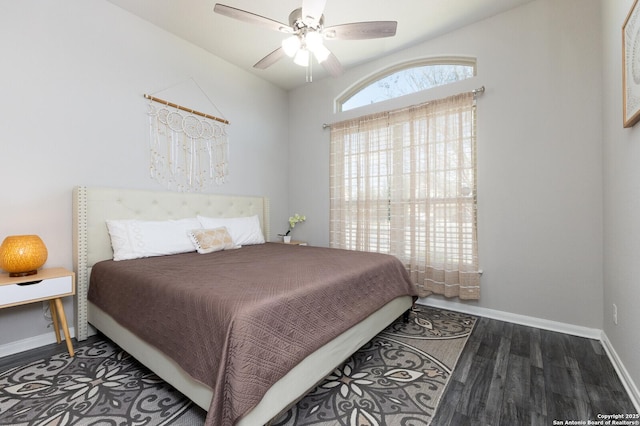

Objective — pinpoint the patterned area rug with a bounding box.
[0,306,475,426]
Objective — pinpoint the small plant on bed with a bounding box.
[278,213,306,242]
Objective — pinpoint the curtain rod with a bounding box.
[472,85,485,97]
[322,86,486,129]
[143,94,230,125]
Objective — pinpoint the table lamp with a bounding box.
[0,235,48,277]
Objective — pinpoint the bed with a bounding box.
[72,186,417,426]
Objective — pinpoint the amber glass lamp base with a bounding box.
[0,235,48,277]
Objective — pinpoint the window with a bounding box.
[338,58,476,112]
[330,92,480,299]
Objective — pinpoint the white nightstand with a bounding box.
[0,267,76,356]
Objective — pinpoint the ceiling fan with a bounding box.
[213,0,397,80]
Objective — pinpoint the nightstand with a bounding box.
[0,267,76,356]
[275,240,308,246]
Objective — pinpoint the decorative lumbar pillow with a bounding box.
[106,217,201,261]
[197,215,265,246]
[188,227,239,254]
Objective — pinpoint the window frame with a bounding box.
[336,57,477,113]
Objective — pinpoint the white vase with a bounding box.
[283,235,292,243]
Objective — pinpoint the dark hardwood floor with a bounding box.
[432,316,638,425]
[1,314,637,425]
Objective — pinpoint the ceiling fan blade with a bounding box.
[321,52,344,77]
[301,0,327,27]
[323,21,397,40]
[214,4,292,33]
[254,47,286,70]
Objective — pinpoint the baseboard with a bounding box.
[417,297,601,339]
[0,326,76,359]
[600,332,640,413]
[418,297,640,413]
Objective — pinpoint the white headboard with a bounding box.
[72,186,270,341]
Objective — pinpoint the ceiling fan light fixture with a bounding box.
[313,44,331,63]
[214,2,398,80]
[293,48,310,67]
[305,31,324,52]
[282,35,301,57]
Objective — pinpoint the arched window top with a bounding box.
[337,57,476,112]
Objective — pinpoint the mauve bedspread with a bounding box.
[88,243,418,426]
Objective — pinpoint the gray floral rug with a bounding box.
[0,339,205,426]
[0,306,475,426]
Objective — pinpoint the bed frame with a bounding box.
[72,186,412,425]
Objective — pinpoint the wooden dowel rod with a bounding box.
[144,94,230,125]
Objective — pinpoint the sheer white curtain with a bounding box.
[330,92,480,299]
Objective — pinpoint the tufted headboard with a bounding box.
[72,186,270,341]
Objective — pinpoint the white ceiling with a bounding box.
[108,0,534,91]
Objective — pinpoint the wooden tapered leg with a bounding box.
[53,298,74,357]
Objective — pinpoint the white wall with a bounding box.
[0,1,289,346]
[602,0,640,403]
[288,0,604,330]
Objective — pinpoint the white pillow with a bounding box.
[188,227,240,254]
[197,214,265,246]
[106,218,201,261]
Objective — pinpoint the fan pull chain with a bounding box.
[306,55,313,83]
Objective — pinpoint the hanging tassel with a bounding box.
[147,101,230,192]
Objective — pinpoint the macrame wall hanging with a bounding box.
[145,89,230,192]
